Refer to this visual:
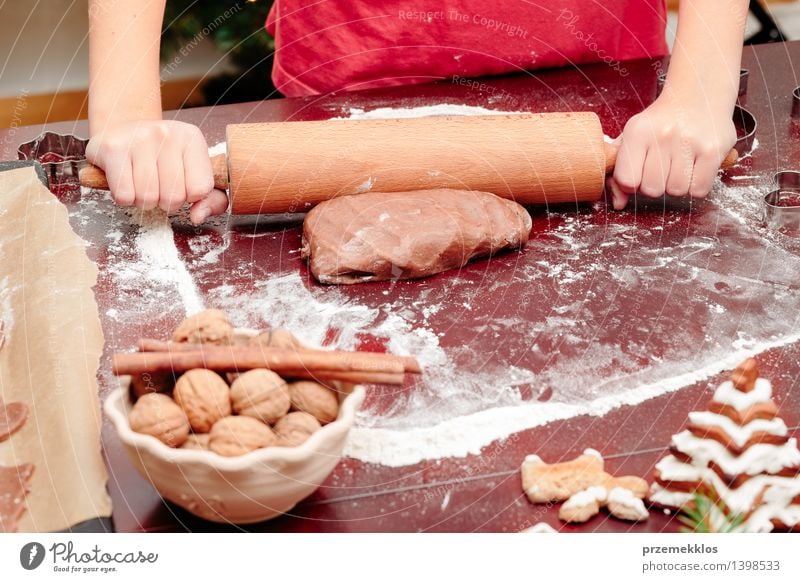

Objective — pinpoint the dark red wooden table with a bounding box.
[2,41,799,533]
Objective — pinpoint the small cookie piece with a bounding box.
[171,309,233,345]
[708,400,778,425]
[128,393,190,447]
[558,486,607,523]
[208,416,277,457]
[606,487,649,521]
[602,474,649,499]
[731,358,758,392]
[289,381,339,425]
[173,369,232,433]
[230,369,290,424]
[274,411,321,447]
[521,449,605,503]
[181,433,211,451]
[520,522,559,533]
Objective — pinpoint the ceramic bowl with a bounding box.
[105,380,365,524]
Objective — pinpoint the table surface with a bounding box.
[2,41,800,533]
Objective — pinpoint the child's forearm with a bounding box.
[88,0,166,135]
[664,0,748,110]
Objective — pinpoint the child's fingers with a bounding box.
[103,155,135,207]
[639,144,671,198]
[157,147,187,213]
[183,134,214,203]
[613,134,647,194]
[131,149,160,211]
[688,151,720,198]
[605,176,629,211]
[665,145,694,197]
[189,189,228,225]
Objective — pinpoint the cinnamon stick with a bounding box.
[113,345,416,385]
[136,338,422,374]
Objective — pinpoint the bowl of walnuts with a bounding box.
[104,310,370,524]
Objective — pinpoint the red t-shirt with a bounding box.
[267,1,668,97]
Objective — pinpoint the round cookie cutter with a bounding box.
[764,171,800,236]
[792,87,800,119]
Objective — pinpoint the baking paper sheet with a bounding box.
[0,166,111,531]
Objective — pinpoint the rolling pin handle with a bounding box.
[603,139,739,175]
[78,154,229,191]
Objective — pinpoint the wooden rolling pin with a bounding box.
[79,112,738,214]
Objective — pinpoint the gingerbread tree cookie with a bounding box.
[649,359,800,532]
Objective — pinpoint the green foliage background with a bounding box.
[161,0,277,104]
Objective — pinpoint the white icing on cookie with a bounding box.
[607,487,649,521]
[655,455,705,482]
[713,378,772,410]
[562,485,607,510]
[671,431,800,476]
[583,448,603,460]
[521,522,558,533]
[688,411,787,448]
[648,483,693,508]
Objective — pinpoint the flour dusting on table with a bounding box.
[104,209,204,320]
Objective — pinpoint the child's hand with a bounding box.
[86,120,228,224]
[609,96,737,210]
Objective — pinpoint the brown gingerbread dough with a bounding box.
[0,400,28,442]
[0,463,34,532]
[301,189,531,284]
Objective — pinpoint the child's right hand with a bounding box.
[86,119,228,224]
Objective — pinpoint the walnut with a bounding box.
[182,433,211,451]
[171,309,234,345]
[173,369,232,433]
[289,381,339,424]
[128,393,190,447]
[230,369,290,424]
[249,328,305,350]
[274,412,321,447]
[208,416,277,457]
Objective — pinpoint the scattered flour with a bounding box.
[106,210,204,317]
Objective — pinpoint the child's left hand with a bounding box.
[608,95,737,210]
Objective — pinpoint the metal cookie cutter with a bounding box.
[791,87,800,119]
[17,131,89,189]
[764,171,800,236]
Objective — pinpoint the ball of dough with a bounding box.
[208,416,277,457]
[173,369,232,433]
[128,393,190,448]
[230,369,290,424]
[171,309,234,345]
[289,381,339,424]
[274,411,321,447]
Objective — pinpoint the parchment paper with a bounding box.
[0,166,111,531]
